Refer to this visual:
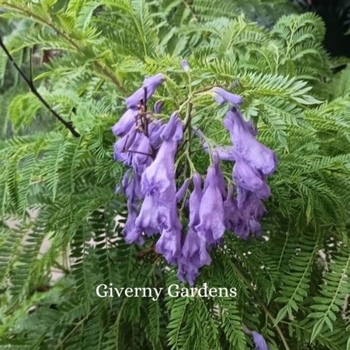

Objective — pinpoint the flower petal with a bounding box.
[251,331,269,350]
[177,228,211,285]
[112,109,137,137]
[154,100,163,114]
[213,87,243,105]
[156,227,182,264]
[134,194,160,236]
[126,73,166,109]
[176,178,191,203]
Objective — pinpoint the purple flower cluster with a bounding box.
[112,72,277,285]
[198,90,278,240]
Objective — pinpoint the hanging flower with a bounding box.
[129,193,160,240]
[175,178,191,203]
[251,331,269,350]
[224,107,277,176]
[122,170,143,201]
[178,173,211,285]
[155,200,183,264]
[177,228,211,285]
[141,112,183,199]
[196,157,226,244]
[243,327,269,350]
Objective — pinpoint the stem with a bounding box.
[0,36,80,137]
[183,102,193,132]
[178,85,215,114]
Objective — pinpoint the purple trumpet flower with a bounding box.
[213,87,243,106]
[178,173,211,285]
[115,169,131,196]
[156,201,183,263]
[124,186,183,246]
[212,87,257,136]
[224,108,277,176]
[243,327,269,350]
[204,152,226,199]
[196,158,226,244]
[188,173,203,228]
[115,127,154,175]
[113,74,278,282]
[251,331,269,350]
[236,185,249,210]
[111,109,138,137]
[126,73,166,109]
[138,113,184,262]
[213,93,226,105]
[177,228,211,285]
[141,112,183,199]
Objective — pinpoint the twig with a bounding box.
[0,35,80,137]
[183,102,193,132]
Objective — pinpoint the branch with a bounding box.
[0,36,80,137]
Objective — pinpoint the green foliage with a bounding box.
[0,0,350,349]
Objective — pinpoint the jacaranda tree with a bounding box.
[0,1,350,349]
